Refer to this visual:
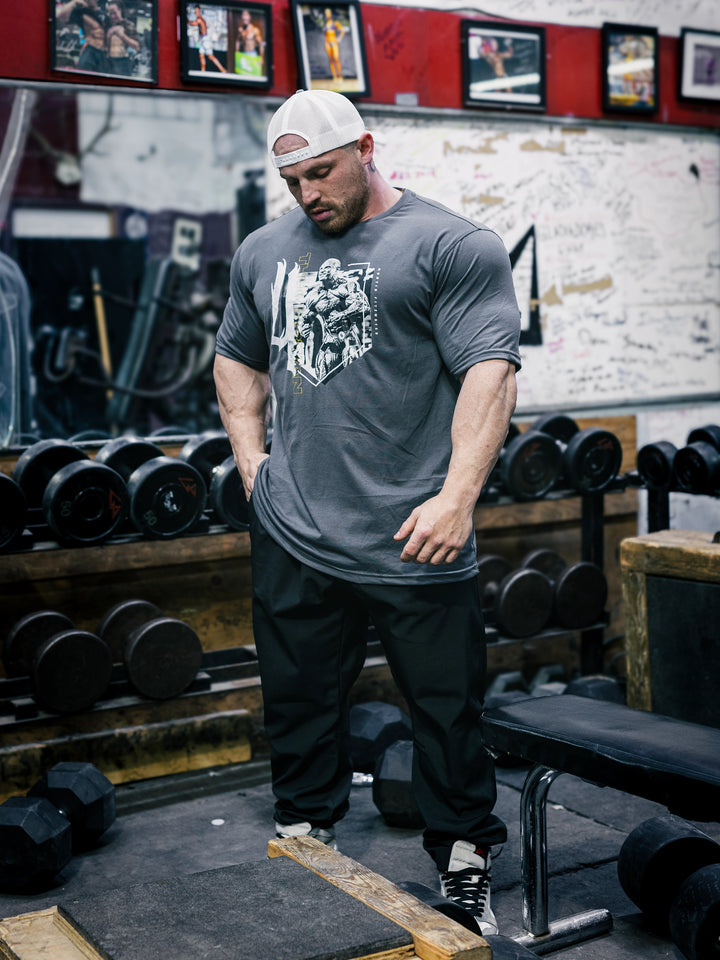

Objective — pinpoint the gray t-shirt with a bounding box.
[216,189,521,584]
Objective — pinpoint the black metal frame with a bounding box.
[180,1,273,89]
[461,20,546,112]
[601,22,659,115]
[290,1,370,98]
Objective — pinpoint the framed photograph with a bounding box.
[679,28,720,102]
[461,21,546,112]
[602,23,658,114]
[290,2,369,98]
[50,0,157,84]
[180,2,272,88]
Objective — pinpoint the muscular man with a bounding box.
[214,90,521,936]
[56,0,109,74]
[236,9,264,56]
[106,1,140,76]
[234,8,265,78]
[299,258,368,379]
[188,5,227,73]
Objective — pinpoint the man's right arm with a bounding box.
[56,0,84,22]
[213,353,271,499]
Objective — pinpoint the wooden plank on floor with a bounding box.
[268,837,490,960]
[0,907,102,960]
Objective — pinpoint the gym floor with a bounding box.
[1,756,717,958]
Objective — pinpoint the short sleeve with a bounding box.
[215,245,270,370]
[431,227,522,376]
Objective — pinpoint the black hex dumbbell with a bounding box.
[95,436,207,539]
[528,414,623,493]
[178,430,249,531]
[12,438,129,545]
[0,472,27,552]
[673,424,720,495]
[349,700,412,774]
[0,761,116,890]
[3,610,113,714]
[372,739,424,829]
[520,547,608,630]
[477,553,554,639]
[97,599,203,700]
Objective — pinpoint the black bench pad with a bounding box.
[481,694,720,822]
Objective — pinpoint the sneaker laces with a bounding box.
[439,841,496,935]
[440,866,491,917]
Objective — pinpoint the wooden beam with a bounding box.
[268,837,490,960]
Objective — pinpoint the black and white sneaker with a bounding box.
[439,840,497,936]
[275,821,338,849]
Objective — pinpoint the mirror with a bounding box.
[0,83,269,448]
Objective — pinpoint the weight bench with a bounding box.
[481,694,720,955]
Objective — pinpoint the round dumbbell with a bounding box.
[0,472,27,551]
[669,862,720,960]
[520,547,608,629]
[528,414,623,493]
[673,424,720,495]
[617,815,720,935]
[178,430,249,531]
[3,610,113,714]
[12,438,128,545]
[0,761,116,890]
[95,436,207,539]
[477,554,513,609]
[477,553,554,638]
[497,429,562,501]
[97,598,203,700]
[636,440,678,490]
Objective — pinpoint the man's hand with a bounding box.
[241,450,270,500]
[393,492,475,565]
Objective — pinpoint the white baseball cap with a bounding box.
[267,89,367,168]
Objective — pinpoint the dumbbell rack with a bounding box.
[479,484,620,677]
[0,417,639,801]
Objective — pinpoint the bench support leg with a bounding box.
[513,764,613,955]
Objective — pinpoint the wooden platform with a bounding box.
[620,529,720,724]
[0,838,489,960]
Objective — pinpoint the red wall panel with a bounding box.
[2,1,719,129]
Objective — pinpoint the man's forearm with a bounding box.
[442,359,518,509]
[394,358,517,564]
[213,353,271,497]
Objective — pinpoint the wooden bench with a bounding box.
[481,694,720,954]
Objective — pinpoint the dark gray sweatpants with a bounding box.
[249,504,507,870]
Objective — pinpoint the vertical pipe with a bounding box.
[520,764,561,936]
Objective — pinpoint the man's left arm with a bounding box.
[394,358,517,564]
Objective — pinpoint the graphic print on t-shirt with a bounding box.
[270,256,374,387]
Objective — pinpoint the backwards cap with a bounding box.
[267,89,367,168]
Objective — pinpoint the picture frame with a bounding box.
[50,0,158,84]
[678,28,720,103]
[180,2,273,88]
[289,2,370,98]
[601,23,659,114]
[461,21,546,112]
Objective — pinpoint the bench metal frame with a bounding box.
[513,764,612,955]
